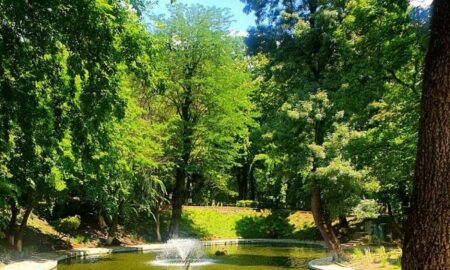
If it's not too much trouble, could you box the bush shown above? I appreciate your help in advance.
[72,235,89,245]
[56,215,81,235]
[236,200,258,208]
[352,199,381,221]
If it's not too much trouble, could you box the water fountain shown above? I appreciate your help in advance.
[152,239,214,269]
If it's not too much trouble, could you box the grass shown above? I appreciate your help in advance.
[2,206,402,270]
[180,206,258,239]
[27,214,59,238]
[178,206,318,240]
[347,246,401,270]
[17,207,319,244]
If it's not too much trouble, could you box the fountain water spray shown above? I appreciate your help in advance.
[152,238,213,269]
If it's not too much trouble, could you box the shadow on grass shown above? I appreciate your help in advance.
[24,226,69,251]
[235,211,295,239]
[235,211,320,240]
[179,211,211,239]
[0,226,69,264]
[127,209,212,241]
[292,225,320,240]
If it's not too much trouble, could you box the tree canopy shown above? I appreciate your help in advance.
[0,0,443,265]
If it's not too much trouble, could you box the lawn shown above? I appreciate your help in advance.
[178,206,318,240]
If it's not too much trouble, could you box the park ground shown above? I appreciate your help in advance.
[0,206,401,270]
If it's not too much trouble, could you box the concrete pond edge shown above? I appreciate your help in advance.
[1,238,352,270]
[308,257,354,270]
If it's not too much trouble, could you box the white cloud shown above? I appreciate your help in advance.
[410,0,433,8]
[229,30,249,38]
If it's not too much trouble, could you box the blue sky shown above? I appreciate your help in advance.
[149,0,431,34]
[150,0,256,33]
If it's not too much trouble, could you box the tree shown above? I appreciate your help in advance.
[242,0,353,259]
[243,0,426,259]
[151,4,255,237]
[0,0,161,250]
[334,0,427,235]
[402,0,450,269]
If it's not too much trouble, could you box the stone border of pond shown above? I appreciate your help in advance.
[308,257,354,270]
[1,238,349,270]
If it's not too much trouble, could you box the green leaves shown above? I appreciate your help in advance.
[49,167,66,192]
[149,4,256,200]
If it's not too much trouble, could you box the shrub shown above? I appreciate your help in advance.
[236,200,258,208]
[72,235,89,245]
[56,215,81,235]
[352,199,381,221]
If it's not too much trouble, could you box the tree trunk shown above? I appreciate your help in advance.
[169,83,193,238]
[338,216,349,229]
[248,162,256,201]
[402,1,450,269]
[15,200,33,252]
[311,187,346,261]
[7,200,18,246]
[153,199,162,242]
[237,163,248,200]
[185,175,192,204]
[169,168,186,238]
[106,214,119,246]
[98,212,108,230]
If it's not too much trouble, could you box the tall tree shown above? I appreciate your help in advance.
[152,4,255,237]
[243,0,422,259]
[242,0,350,258]
[402,0,450,269]
[335,0,427,234]
[0,0,160,249]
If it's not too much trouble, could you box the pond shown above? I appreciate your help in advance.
[58,244,326,270]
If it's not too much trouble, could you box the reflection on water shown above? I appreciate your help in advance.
[58,244,327,270]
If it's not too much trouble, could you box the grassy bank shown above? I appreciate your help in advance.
[177,206,319,240]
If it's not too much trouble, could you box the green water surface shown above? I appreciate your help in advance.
[58,244,326,270]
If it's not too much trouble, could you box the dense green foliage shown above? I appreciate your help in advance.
[0,0,431,256]
[239,0,427,257]
[0,0,256,247]
[241,0,426,225]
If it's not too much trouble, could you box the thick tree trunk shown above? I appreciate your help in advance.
[311,187,346,261]
[237,162,249,200]
[7,200,18,246]
[15,201,33,252]
[169,83,193,238]
[309,118,345,260]
[402,1,450,269]
[169,168,186,238]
